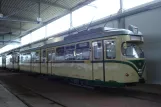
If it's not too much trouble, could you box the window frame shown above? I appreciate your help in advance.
[32,51,40,63]
[55,47,65,61]
[104,40,116,59]
[92,41,103,60]
[65,45,76,60]
[41,49,47,63]
[76,42,91,60]
[47,49,53,62]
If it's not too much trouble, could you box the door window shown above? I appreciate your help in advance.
[47,50,52,62]
[92,41,103,60]
[104,40,116,59]
[41,50,47,63]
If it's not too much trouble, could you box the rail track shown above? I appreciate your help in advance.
[0,70,161,107]
[0,82,67,107]
[94,87,161,103]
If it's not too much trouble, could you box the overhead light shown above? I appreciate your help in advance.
[37,17,42,24]
[0,13,3,18]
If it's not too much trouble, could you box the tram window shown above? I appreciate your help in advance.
[10,58,13,63]
[21,53,30,63]
[26,53,31,63]
[105,40,116,59]
[32,52,40,63]
[14,55,18,63]
[76,42,90,60]
[35,52,40,62]
[65,45,75,60]
[52,50,56,61]
[56,47,65,61]
[92,41,102,60]
[20,55,23,63]
[47,50,52,62]
[16,56,19,63]
[41,50,46,63]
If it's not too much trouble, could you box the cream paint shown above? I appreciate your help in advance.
[93,63,103,81]
[47,63,52,75]
[104,63,139,83]
[13,63,19,69]
[52,63,93,80]
[32,63,40,73]
[41,63,47,74]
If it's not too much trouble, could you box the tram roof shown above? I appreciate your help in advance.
[40,27,142,49]
[3,27,143,53]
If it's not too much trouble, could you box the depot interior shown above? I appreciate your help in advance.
[0,0,160,84]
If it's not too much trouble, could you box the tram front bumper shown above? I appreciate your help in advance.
[139,78,145,83]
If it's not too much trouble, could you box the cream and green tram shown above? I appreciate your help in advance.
[36,27,145,87]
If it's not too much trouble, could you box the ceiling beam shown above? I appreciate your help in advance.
[0,15,38,23]
[25,0,70,10]
[2,4,37,14]
[71,0,95,11]
[0,18,38,23]
[0,26,26,31]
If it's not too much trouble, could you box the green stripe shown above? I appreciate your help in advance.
[103,60,138,73]
[128,60,145,70]
[53,75,125,87]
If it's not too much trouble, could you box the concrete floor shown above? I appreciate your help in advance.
[0,70,161,107]
[0,84,27,107]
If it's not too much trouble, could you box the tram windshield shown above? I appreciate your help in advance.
[122,42,144,58]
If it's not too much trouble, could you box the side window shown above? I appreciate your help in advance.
[14,55,17,63]
[76,42,90,60]
[56,47,64,61]
[65,45,75,60]
[17,55,19,63]
[35,52,40,62]
[26,53,31,63]
[52,50,56,61]
[104,40,116,59]
[25,55,27,63]
[20,54,23,63]
[32,51,40,63]
[10,57,13,63]
[92,41,103,60]
[47,50,52,62]
[41,50,46,63]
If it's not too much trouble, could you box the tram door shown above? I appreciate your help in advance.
[103,39,116,82]
[92,40,104,81]
[41,49,47,74]
[47,49,53,75]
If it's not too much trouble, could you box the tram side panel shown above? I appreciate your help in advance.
[52,42,93,81]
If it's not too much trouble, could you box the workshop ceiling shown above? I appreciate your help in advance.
[0,0,94,45]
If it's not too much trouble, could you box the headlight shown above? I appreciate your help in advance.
[138,69,142,75]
